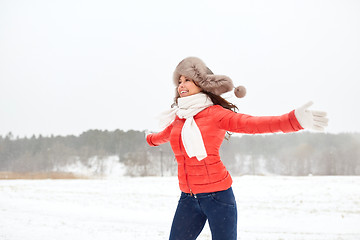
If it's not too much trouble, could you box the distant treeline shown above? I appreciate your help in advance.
[0,130,359,176]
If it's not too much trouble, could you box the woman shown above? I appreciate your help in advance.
[146,57,328,240]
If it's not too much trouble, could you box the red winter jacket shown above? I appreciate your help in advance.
[146,105,303,194]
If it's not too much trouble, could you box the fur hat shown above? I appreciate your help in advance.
[173,57,246,98]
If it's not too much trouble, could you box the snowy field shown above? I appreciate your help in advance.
[0,176,359,240]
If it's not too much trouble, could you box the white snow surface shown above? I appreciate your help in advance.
[53,155,127,178]
[0,176,359,240]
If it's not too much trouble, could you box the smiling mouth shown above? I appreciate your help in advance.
[180,90,189,95]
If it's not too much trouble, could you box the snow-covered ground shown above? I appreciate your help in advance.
[0,176,359,240]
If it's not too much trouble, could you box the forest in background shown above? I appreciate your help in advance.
[0,130,359,177]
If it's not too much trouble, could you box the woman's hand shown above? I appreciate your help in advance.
[295,101,329,131]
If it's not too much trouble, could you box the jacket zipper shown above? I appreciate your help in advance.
[183,156,193,195]
[180,133,192,195]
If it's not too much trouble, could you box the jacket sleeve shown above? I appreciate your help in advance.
[146,123,174,146]
[212,105,303,134]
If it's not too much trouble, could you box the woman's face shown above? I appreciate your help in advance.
[177,75,202,97]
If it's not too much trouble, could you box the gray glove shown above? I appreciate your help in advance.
[295,101,328,131]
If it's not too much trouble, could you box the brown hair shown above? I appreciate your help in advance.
[202,91,238,113]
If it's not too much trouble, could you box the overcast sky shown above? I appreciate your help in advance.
[0,0,359,137]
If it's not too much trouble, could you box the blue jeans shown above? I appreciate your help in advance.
[169,187,237,240]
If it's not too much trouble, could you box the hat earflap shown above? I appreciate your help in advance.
[200,75,234,96]
[201,75,246,98]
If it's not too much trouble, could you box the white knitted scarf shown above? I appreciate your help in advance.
[158,93,213,161]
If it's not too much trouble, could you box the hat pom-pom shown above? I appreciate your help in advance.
[234,86,246,98]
